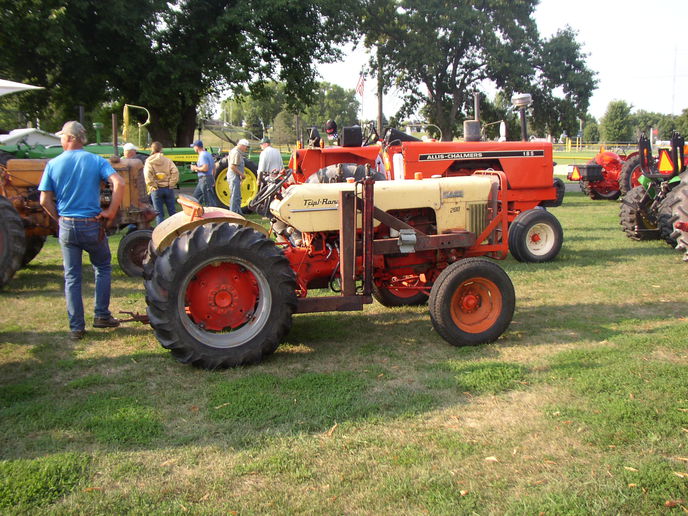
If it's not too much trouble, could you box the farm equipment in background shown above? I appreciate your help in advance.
[265,93,564,266]
[619,131,687,245]
[143,169,516,370]
[566,151,631,200]
[0,154,156,288]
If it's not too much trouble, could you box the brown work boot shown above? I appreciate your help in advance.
[69,329,86,341]
[93,316,120,328]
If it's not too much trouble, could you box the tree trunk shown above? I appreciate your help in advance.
[147,108,175,147]
[176,105,197,148]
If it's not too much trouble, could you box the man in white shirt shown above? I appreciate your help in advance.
[256,137,283,184]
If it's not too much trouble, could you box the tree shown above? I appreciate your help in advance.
[363,1,596,141]
[271,110,298,145]
[300,83,360,129]
[600,100,633,143]
[0,0,364,145]
[583,117,599,143]
[675,108,688,137]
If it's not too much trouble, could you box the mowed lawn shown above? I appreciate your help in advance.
[1,191,687,514]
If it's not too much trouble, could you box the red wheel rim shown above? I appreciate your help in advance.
[185,262,259,331]
[450,277,502,333]
[385,275,425,298]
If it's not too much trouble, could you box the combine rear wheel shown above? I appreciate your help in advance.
[619,155,643,196]
[117,229,152,277]
[619,185,659,240]
[508,209,563,262]
[429,258,514,346]
[144,223,297,369]
[0,195,26,288]
[214,159,258,212]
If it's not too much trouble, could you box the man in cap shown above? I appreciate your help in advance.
[190,140,218,207]
[39,121,125,340]
[227,138,249,213]
[256,137,283,185]
[122,142,138,160]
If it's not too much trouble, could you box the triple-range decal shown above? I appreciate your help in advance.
[419,150,545,161]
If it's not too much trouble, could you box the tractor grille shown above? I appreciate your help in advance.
[467,202,489,236]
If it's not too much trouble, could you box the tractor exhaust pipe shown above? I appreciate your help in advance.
[463,92,481,142]
[511,93,532,142]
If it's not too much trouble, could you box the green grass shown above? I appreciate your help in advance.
[2,191,688,513]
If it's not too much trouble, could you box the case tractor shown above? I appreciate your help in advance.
[618,132,687,245]
[143,169,516,370]
[0,154,156,288]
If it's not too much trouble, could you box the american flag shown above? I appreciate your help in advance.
[355,74,365,97]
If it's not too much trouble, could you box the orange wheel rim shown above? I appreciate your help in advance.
[450,277,502,333]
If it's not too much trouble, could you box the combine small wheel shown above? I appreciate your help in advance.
[214,158,259,211]
[21,235,47,266]
[619,155,643,196]
[144,223,297,369]
[0,195,26,288]
[619,185,659,240]
[117,229,153,277]
[372,277,429,307]
[508,209,563,262]
[429,258,515,346]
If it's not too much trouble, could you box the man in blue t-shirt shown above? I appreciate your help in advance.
[39,121,125,341]
[190,140,218,207]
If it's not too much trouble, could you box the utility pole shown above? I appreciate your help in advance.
[377,49,384,135]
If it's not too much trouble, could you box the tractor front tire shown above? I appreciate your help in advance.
[0,195,26,288]
[144,223,297,369]
[658,189,681,247]
[21,235,46,266]
[508,209,563,262]
[429,258,515,346]
[619,155,643,196]
[214,159,259,212]
[620,185,659,240]
[117,229,153,278]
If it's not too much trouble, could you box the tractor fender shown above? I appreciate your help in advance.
[151,206,268,255]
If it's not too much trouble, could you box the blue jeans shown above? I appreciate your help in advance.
[229,172,242,213]
[192,174,218,207]
[151,187,176,224]
[58,218,113,331]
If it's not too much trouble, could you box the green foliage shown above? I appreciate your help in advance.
[426,360,527,394]
[0,453,90,509]
[271,110,298,145]
[600,100,633,143]
[364,1,595,140]
[0,0,363,144]
[583,118,600,143]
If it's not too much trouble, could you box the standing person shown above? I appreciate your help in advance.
[122,142,138,160]
[190,140,218,207]
[256,137,283,185]
[144,141,179,224]
[228,139,249,213]
[39,121,125,341]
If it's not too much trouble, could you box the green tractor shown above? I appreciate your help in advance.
[619,131,687,245]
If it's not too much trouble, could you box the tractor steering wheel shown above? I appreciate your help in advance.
[362,121,379,147]
[248,168,293,215]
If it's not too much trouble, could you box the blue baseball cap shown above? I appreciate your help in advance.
[191,140,203,148]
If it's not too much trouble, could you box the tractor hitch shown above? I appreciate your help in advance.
[117,311,150,325]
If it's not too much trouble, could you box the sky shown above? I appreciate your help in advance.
[317,0,688,122]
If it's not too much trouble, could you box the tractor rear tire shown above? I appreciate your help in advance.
[428,258,515,346]
[21,235,46,266]
[619,185,659,240]
[214,158,258,212]
[144,223,297,369]
[619,155,643,196]
[508,209,563,262]
[582,181,621,200]
[658,189,680,247]
[372,279,429,307]
[0,195,26,289]
[117,229,152,278]
[669,177,688,260]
